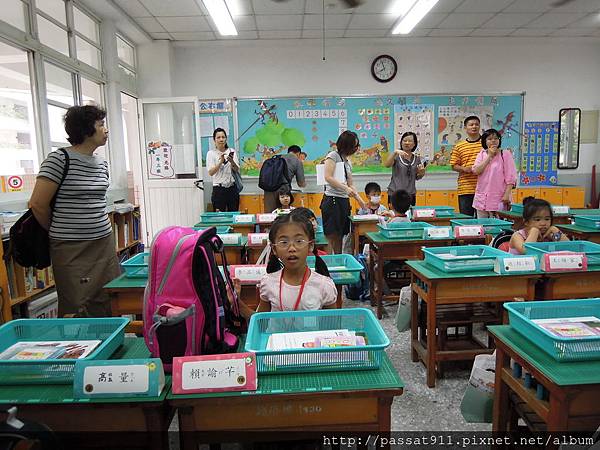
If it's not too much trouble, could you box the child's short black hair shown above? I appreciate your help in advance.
[276,186,294,208]
[481,128,502,149]
[290,207,316,221]
[64,105,106,145]
[364,182,381,195]
[522,196,553,223]
[390,190,412,215]
[463,116,480,127]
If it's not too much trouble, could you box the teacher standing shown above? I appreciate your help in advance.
[206,128,240,212]
[320,130,364,254]
[384,131,426,205]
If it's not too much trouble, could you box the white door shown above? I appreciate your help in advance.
[138,97,204,241]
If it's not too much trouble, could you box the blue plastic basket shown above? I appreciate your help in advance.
[307,254,363,284]
[511,204,524,214]
[505,298,600,362]
[524,240,600,267]
[573,215,600,230]
[245,308,390,374]
[0,318,129,384]
[193,225,232,234]
[411,205,455,217]
[377,221,432,239]
[198,211,240,223]
[423,245,509,272]
[121,252,149,278]
[450,218,514,235]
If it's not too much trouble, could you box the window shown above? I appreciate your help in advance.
[121,92,139,172]
[116,36,135,67]
[0,41,38,177]
[73,6,99,43]
[81,77,102,106]
[36,0,67,25]
[37,14,69,56]
[73,6,101,70]
[44,62,74,105]
[4,0,28,32]
[75,36,101,69]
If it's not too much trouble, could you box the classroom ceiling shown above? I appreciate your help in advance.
[117,0,600,41]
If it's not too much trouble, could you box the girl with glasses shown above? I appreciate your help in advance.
[384,131,426,207]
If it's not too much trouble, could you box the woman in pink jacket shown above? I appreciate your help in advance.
[472,129,517,219]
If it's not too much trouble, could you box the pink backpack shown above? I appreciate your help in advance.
[143,226,243,371]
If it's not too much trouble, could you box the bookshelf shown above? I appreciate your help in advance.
[1,205,143,322]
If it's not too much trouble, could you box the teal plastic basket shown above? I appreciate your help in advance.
[573,215,600,230]
[193,225,232,234]
[0,318,129,384]
[450,218,514,235]
[505,298,600,362]
[244,308,390,374]
[423,245,509,272]
[121,252,149,278]
[411,206,455,217]
[511,204,524,214]
[307,254,363,285]
[524,240,600,267]
[377,221,432,239]
[198,211,240,223]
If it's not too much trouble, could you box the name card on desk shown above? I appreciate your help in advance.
[454,225,485,239]
[494,256,538,274]
[425,226,452,239]
[413,209,436,219]
[257,213,277,223]
[172,352,257,394]
[248,233,269,246]
[234,214,255,223]
[230,265,267,283]
[218,233,242,245]
[541,252,587,272]
[552,205,570,215]
[73,359,165,398]
[352,214,379,221]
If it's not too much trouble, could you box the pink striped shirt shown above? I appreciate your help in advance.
[472,149,517,212]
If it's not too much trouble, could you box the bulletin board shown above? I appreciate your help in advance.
[197,99,235,165]
[235,93,524,176]
[520,121,559,186]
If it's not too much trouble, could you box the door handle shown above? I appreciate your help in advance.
[194,179,204,190]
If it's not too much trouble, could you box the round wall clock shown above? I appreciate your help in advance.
[371,55,397,83]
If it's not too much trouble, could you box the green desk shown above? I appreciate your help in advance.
[104,273,146,334]
[350,216,380,254]
[415,212,471,226]
[490,325,600,434]
[0,338,172,449]
[406,261,540,387]
[168,353,404,449]
[536,266,600,301]
[366,232,486,319]
[496,210,571,230]
[556,223,600,244]
[571,208,600,216]
[194,220,256,235]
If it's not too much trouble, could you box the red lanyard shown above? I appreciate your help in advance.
[279,266,310,311]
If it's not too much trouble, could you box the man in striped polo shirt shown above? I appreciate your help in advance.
[450,116,482,217]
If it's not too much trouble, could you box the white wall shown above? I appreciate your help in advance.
[138,37,600,199]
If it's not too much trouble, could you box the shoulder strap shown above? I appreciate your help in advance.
[50,149,70,209]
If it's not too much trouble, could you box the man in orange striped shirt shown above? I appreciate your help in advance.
[450,116,482,216]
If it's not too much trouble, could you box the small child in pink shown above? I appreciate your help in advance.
[472,128,517,219]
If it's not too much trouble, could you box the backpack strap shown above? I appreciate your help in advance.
[49,148,70,209]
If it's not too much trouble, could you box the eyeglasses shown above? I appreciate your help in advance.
[273,239,312,249]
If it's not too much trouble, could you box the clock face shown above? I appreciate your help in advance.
[371,55,397,82]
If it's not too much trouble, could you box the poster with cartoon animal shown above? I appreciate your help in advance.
[394,104,434,163]
[147,141,175,179]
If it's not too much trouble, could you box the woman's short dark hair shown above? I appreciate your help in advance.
[481,128,502,149]
[400,132,418,152]
[336,130,359,157]
[64,105,106,145]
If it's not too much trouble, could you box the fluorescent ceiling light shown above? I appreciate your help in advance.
[201,0,238,36]
[389,0,418,17]
[392,0,439,35]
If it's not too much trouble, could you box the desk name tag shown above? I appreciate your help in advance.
[352,214,379,221]
[234,214,255,223]
[425,226,452,239]
[494,256,538,274]
[248,233,269,246]
[172,352,257,394]
[454,225,484,238]
[218,233,242,245]
[257,213,277,223]
[413,209,436,218]
[73,359,164,398]
[552,205,570,215]
[230,265,267,283]
[542,252,587,272]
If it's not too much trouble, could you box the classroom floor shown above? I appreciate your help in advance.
[172,296,491,450]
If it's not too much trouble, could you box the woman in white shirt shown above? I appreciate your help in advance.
[206,128,240,211]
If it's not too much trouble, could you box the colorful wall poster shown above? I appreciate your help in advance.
[147,141,175,179]
[521,121,559,186]
[394,104,434,162]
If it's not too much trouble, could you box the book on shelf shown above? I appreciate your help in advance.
[0,340,102,361]
[533,316,600,338]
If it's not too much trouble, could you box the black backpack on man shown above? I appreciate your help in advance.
[258,155,291,192]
